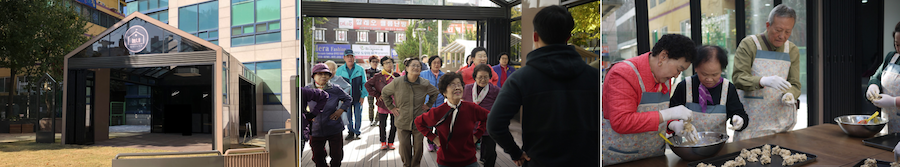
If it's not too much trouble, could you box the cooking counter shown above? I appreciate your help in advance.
[607,124,896,166]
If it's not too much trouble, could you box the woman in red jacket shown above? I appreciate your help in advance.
[602,34,697,165]
[366,56,402,150]
[415,72,488,167]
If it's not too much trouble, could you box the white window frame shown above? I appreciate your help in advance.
[314,28,326,43]
[396,32,405,43]
[335,29,348,44]
[376,31,389,44]
[358,30,369,43]
[680,20,690,36]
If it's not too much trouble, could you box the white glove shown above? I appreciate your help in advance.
[867,84,881,100]
[873,94,897,108]
[660,105,692,121]
[730,115,744,130]
[668,120,685,135]
[782,93,796,105]
[760,76,791,91]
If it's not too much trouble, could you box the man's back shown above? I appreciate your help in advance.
[489,44,599,166]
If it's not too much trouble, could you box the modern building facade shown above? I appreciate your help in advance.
[123,0,299,133]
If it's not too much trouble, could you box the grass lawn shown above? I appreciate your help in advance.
[0,140,176,167]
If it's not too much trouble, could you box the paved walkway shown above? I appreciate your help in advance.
[301,118,525,167]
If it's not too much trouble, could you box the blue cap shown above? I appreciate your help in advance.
[344,49,354,56]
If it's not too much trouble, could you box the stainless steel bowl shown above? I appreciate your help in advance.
[835,115,888,137]
[667,131,729,161]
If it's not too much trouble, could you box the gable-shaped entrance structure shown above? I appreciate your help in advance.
[62,12,262,153]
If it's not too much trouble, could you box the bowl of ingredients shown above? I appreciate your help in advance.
[667,131,729,161]
[835,115,888,138]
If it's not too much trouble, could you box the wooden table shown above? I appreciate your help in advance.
[608,124,897,166]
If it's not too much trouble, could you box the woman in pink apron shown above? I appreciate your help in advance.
[670,46,749,135]
[602,34,696,165]
[868,22,900,131]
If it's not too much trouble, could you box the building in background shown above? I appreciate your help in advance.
[118,0,298,133]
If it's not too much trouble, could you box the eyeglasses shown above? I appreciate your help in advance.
[475,75,490,80]
[449,82,462,88]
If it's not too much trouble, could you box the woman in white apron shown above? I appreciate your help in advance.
[601,34,696,165]
[734,35,797,141]
[867,21,900,131]
[670,45,749,135]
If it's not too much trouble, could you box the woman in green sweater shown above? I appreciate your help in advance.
[867,21,900,132]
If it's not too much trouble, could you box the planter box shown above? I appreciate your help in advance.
[21,124,33,133]
[9,124,21,133]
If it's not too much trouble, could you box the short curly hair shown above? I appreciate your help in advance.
[472,64,493,79]
[651,34,696,62]
[368,56,379,64]
[438,72,464,95]
[404,58,421,73]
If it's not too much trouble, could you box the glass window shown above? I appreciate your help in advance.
[256,0,280,22]
[179,5,199,32]
[159,10,168,22]
[314,29,325,41]
[255,61,282,103]
[336,30,348,42]
[358,31,368,42]
[127,1,138,14]
[209,31,218,39]
[603,0,638,77]
[647,0,690,50]
[198,1,218,31]
[700,0,737,79]
[783,0,808,130]
[231,0,281,46]
[139,0,148,12]
[160,0,168,7]
[256,32,281,44]
[377,32,386,42]
[268,22,280,30]
[232,2,254,26]
[149,0,158,10]
[396,32,405,43]
[747,0,775,36]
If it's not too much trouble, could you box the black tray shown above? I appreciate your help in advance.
[687,144,817,167]
[850,158,895,167]
[864,133,900,151]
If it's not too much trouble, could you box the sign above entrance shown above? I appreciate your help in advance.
[338,18,409,31]
[125,25,149,53]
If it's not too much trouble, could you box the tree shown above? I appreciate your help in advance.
[301,17,329,61]
[568,1,601,47]
[395,20,439,72]
[0,0,90,119]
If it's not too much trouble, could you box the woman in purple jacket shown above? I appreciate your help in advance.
[301,87,329,152]
[462,64,501,167]
[305,63,352,167]
[491,52,516,88]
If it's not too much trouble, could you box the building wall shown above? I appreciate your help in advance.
[165,0,298,132]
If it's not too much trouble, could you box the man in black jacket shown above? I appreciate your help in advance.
[487,5,599,167]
